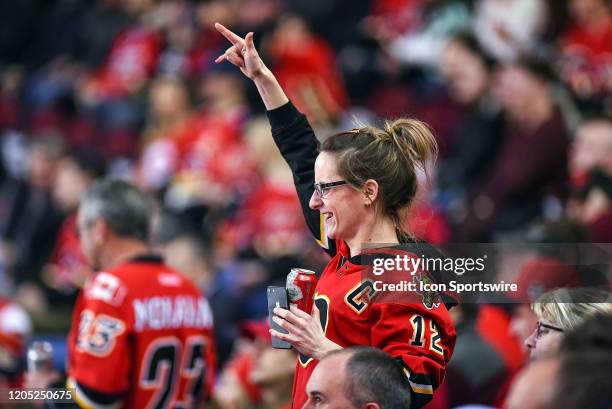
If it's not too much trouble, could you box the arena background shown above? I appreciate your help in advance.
[0,0,610,408]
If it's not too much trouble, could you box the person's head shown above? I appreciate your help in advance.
[551,312,612,409]
[149,76,191,121]
[273,13,311,45]
[77,179,153,270]
[244,117,293,184]
[303,347,412,409]
[53,150,107,212]
[249,345,295,391]
[310,119,437,245]
[560,311,612,353]
[509,254,583,346]
[569,0,611,25]
[159,233,212,288]
[505,356,559,409]
[27,131,65,190]
[441,33,496,105]
[199,69,244,115]
[493,59,555,121]
[525,218,590,263]
[510,304,540,346]
[553,348,612,409]
[121,0,154,16]
[525,287,612,360]
[570,117,612,177]
[509,311,612,409]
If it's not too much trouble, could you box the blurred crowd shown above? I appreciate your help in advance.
[0,0,611,408]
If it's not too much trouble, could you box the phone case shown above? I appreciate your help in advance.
[267,286,292,349]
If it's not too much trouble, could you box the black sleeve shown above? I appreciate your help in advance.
[266,102,336,257]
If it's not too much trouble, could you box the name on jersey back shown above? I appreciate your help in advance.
[133,295,212,331]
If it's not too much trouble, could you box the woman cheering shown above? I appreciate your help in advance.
[215,23,456,409]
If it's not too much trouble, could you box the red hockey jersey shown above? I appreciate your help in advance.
[291,240,456,409]
[67,255,215,409]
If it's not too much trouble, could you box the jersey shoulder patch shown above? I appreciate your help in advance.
[86,272,127,306]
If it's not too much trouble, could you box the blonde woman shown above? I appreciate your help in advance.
[525,287,612,360]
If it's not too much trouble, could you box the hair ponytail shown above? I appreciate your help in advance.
[383,118,438,180]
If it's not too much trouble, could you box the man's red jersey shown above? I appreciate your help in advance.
[67,255,215,409]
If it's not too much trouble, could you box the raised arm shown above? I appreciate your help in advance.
[215,23,336,256]
[214,23,288,110]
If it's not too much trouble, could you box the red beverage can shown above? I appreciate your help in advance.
[286,268,318,313]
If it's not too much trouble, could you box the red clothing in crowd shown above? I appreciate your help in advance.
[408,204,452,245]
[139,113,259,203]
[173,114,259,201]
[48,214,89,292]
[368,0,422,37]
[560,16,612,96]
[224,181,308,254]
[269,33,348,123]
[89,26,162,99]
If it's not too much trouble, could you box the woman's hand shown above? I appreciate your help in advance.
[214,23,267,80]
[214,22,288,110]
[270,304,341,360]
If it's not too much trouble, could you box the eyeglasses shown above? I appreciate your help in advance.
[535,321,564,338]
[313,180,348,198]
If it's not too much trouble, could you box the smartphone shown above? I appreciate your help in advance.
[267,286,292,349]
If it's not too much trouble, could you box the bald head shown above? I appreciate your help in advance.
[303,352,354,409]
[302,347,412,409]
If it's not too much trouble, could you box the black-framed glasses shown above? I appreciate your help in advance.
[313,180,348,198]
[535,321,564,338]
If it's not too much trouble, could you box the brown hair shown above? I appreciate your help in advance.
[320,118,438,241]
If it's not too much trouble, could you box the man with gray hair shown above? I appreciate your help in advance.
[302,346,412,409]
[76,179,153,270]
[30,179,216,408]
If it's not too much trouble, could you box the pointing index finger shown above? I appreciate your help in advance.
[215,22,244,47]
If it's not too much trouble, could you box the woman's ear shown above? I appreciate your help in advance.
[363,179,379,206]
